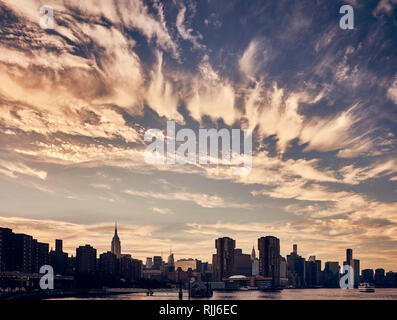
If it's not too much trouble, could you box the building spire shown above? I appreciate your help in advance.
[111,221,121,257]
[251,244,256,260]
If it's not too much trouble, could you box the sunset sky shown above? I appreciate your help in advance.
[0,0,396,270]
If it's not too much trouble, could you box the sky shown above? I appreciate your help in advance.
[0,0,396,271]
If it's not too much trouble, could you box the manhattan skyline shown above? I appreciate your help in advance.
[0,221,394,274]
[0,0,396,272]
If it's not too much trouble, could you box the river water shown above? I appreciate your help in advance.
[53,288,397,300]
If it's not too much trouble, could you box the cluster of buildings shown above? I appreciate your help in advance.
[1,225,397,290]
[0,224,142,285]
[210,237,397,289]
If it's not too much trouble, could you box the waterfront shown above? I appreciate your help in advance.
[50,288,397,300]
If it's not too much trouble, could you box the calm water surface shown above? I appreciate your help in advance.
[53,288,397,300]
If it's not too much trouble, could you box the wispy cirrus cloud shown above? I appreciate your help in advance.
[0,159,47,180]
[387,77,397,105]
[176,3,204,50]
[152,207,173,215]
[124,188,253,209]
[0,0,396,270]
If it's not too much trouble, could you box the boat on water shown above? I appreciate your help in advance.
[239,286,259,291]
[358,283,375,292]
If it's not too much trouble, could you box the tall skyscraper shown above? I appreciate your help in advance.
[252,258,259,276]
[251,245,259,276]
[287,244,306,288]
[67,255,76,274]
[13,233,34,273]
[153,256,163,269]
[33,240,49,273]
[375,268,386,287]
[118,254,143,281]
[49,239,68,275]
[280,256,287,281]
[324,262,340,287]
[99,251,117,275]
[353,259,360,287]
[386,271,397,287]
[251,246,256,260]
[343,248,360,288]
[76,244,97,274]
[361,269,374,283]
[111,222,121,258]
[167,251,175,266]
[0,227,14,272]
[346,249,353,264]
[166,251,175,272]
[55,239,63,252]
[233,248,251,276]
[305,256,321,287]
[146,257,153,269]
[214,237,235,281]
[258,236,280,287]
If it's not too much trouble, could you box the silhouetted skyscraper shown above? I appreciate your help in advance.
[55,239,63,252]
[343,248,360,288]
[362,269,374,283]
[99,251,117,275]
[346,249,353,264]
[324,262,340,287]
[287,244,306,288]
[49,239,68,275]
[76,244,97,274]
[233,248,251,276]
[111,222,121,258]
[305,256,321,287]
[146,257,153,268]
[168,252,174,266]
[386,271,397,287]
[251,246,256,260]
[258,236,280,287]
[251,245,259,276]
[213,237,235,281]
[280,256,287,282]
[118,254,142,281]
[375,268,386,287]
[166,251,175,272]
[33,240,49,273]
[0,228,14,272]
[13,233,34,273]
[353,259,360,287]
[153,256,163,269]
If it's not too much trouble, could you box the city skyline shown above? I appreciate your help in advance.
[1,222,395,274]
[0,0,396,273]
